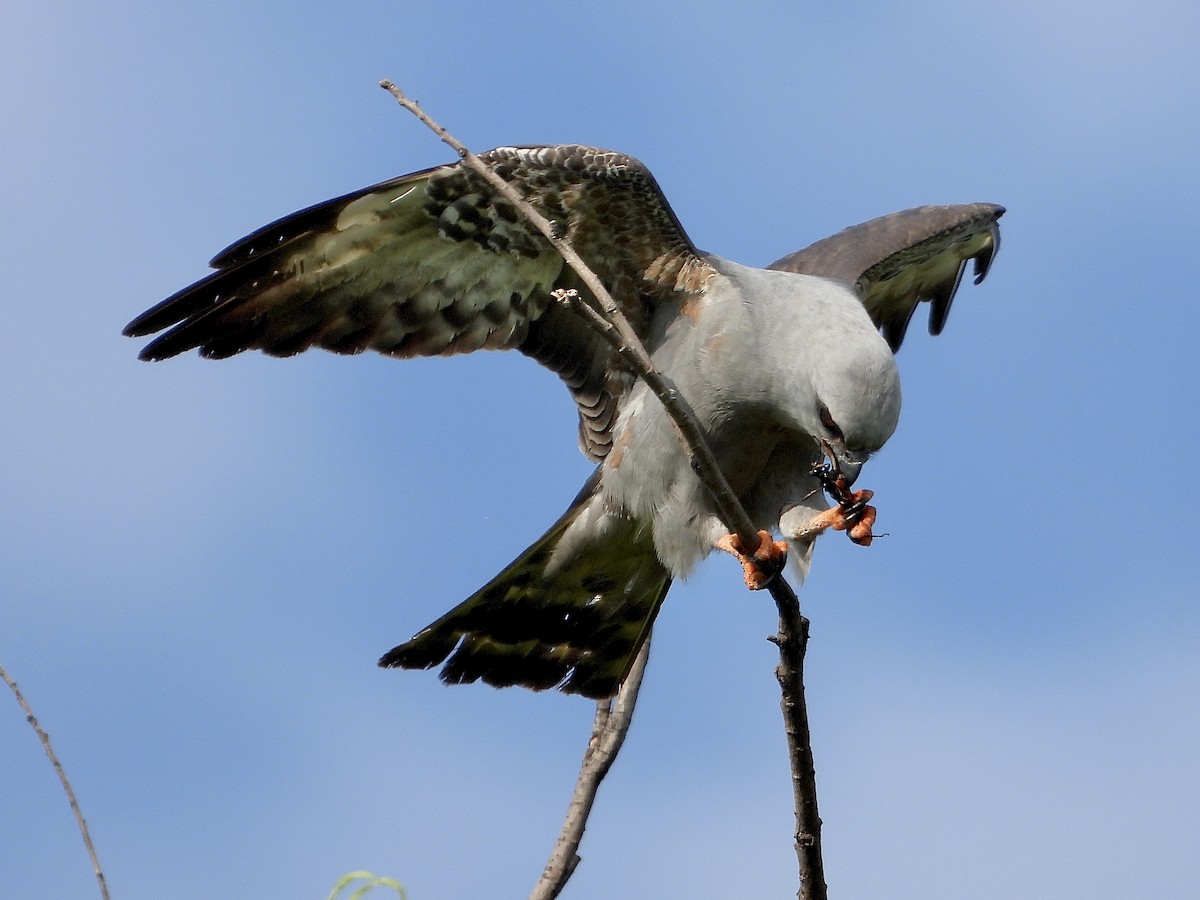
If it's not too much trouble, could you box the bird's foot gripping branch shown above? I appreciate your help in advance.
[719,452,879,592]
[716,530,789,590]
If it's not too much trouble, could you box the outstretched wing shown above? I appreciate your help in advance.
[124,145,714,459]
[767,203,1004,351]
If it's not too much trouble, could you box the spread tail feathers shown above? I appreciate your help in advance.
[379,473,672,699]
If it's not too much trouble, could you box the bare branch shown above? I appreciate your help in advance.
[766,582,827,899]
[2,660,111,900]
[379,80,826,900]
[528,639,651,900]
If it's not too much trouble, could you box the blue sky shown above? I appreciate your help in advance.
[3,1,1198,898]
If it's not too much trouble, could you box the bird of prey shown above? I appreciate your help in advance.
[125,145,1003,699]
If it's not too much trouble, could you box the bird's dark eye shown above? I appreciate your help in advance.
[819,405,844,440]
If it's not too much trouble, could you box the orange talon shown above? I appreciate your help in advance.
[716,530,788,590]
[809,446,881,547]
[796,490,879,545]
[848,503,877,545]
[797,506,846,537]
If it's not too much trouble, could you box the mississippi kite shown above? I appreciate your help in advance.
[125,145,1003,698]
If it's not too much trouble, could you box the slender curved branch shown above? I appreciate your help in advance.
[379,81,826,900]
[2,660,111,900]
[528,638,651,900]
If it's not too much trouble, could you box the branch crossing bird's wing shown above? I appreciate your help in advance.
[123,145,715,460]
[127,143,1005,698]
[767,203,1004,351]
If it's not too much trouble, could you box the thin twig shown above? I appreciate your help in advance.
[1,660,111,900]
[766,585,827,900]
[528,638,651,900]
[379,80,826,899]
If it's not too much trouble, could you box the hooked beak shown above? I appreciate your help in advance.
[833,448,870,487]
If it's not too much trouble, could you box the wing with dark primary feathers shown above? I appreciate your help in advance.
[768,203,1004,351]
[123,145,714,460]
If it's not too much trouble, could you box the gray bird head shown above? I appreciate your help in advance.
[757,270,903,485]
[806,335,901,484]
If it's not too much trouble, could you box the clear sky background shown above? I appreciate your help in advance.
[3,2,1198,898]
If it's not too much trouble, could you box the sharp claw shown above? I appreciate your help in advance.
[716,530,788,590]
[808,445,880,546]
[797,493,878,545]
[848,504,877,546]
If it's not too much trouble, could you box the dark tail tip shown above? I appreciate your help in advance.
[379,629,457,670]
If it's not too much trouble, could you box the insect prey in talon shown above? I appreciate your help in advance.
[809,441,879,546]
